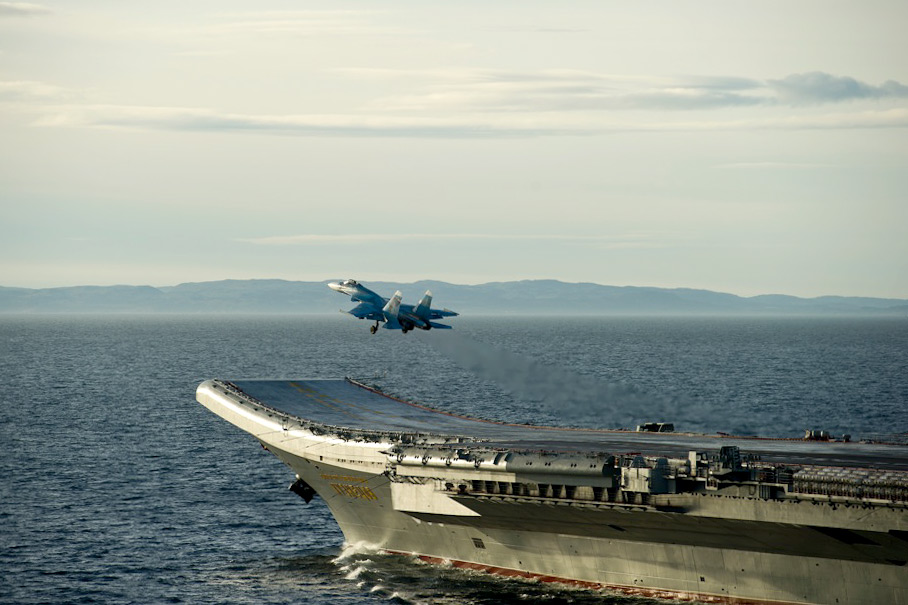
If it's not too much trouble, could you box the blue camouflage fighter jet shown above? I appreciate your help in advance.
[328,279,458,334]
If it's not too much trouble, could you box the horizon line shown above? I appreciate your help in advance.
[1,278,907,302]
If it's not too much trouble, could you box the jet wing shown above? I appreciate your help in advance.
[399,304,458,320]
[345,302,383,321]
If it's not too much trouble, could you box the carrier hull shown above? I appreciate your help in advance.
[196,379,908,604]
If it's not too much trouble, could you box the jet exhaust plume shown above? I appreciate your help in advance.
[428,331,685,429]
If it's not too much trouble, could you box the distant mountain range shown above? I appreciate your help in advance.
[1,279,907,315]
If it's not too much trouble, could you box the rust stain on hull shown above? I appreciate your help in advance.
[383,549,806,605]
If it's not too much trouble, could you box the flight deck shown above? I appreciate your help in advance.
[226,378,908,472]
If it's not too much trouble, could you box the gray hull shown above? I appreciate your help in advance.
[197,379,908,604]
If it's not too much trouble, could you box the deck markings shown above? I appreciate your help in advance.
[293,380,452,430]
[288,381,362,420]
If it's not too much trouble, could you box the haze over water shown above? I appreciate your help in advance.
[2,315,906,604]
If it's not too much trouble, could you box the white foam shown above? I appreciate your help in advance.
[344,565,369,580]
[332,540,382,564]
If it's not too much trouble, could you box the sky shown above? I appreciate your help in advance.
[1,1,906,298]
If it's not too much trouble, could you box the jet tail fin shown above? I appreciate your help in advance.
[383,291,402,317]
[414,290,433,319]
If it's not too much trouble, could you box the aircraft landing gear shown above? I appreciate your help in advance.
[370,323,379,335]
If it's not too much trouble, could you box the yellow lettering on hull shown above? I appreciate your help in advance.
[320,474,368,483]
[330,483,379,500]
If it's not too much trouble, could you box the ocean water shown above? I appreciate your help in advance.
[1,315,906,604]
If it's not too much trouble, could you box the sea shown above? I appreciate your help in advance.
[2,315,906,604]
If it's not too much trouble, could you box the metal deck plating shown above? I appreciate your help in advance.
[226,378,908,470]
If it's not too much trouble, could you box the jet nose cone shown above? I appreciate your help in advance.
[328,281,343,292]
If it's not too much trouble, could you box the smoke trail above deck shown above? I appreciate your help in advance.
[427,330,691,429]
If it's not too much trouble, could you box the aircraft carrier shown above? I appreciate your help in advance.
[196,378,908,604]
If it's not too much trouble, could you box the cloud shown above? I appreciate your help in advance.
[0,80,69,100]
[616,90,765,110]
[768,72,908,105]
[368,70,772,113]
[176,10,404,38]
[714,162,836,170]
[0,2,50,16]
[679,75,765,91]
[242,234,462,245]
[29,102,908,138]
[24,68,908,139]
[32,104,583,138]
[238,233,660,249]
[365,69,908,113]
[172,49,233,58]
[752,107,908,130]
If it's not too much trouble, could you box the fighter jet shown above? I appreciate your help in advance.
[328,279,458,334]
